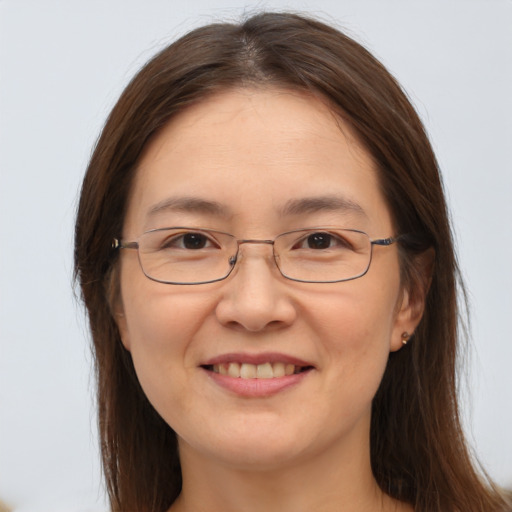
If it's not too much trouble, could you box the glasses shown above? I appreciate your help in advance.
[112,227,401,285]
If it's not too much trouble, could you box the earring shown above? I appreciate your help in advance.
[401,332,410,345]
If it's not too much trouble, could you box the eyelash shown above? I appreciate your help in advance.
[161,232,219,250]
[293,232,353,250]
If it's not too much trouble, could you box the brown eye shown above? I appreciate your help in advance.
[159,231,216,251]
[292,231,353,252]
[306,233,332,249]
[182,233,208,249]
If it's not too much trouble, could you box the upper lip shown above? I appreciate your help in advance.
[201,352,314,368]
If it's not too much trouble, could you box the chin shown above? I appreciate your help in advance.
[206,440,309,472]
[178,416,331,472]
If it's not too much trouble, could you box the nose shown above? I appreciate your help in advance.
[215,243,297,332]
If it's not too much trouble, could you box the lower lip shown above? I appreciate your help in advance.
[204,368,312,397]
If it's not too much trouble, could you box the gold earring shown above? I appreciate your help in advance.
[401,332,410,345]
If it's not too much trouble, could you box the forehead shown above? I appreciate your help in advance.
[125,88,392,235]
[140,88,364,163]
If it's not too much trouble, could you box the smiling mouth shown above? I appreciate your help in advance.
[202,362,313,379]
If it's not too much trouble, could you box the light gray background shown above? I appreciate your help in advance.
[1,1,511,510]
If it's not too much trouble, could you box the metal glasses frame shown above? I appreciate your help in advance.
[112,226,401,285]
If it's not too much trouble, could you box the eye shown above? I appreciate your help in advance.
[294,231,352,250]
[181,232,209,249]
[305,232,333,249]
[161,231,218,250]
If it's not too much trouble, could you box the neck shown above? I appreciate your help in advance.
[170,432,410,512]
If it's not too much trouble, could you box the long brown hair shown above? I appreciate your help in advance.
[74,12,511,512]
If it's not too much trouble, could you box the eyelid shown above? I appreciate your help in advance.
[159,229,218,249]
[291,229,351,250]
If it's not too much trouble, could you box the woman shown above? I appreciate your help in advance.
[74,12,511,512]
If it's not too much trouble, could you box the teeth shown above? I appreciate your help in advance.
[227,362,240,378]
[285,364,295,376]
[272,362,285,378]
[211,362,306,379]
[240,363,257,379]
[256,362,273,379]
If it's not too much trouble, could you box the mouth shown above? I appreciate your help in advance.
[202,362,313,379]
[200,354,314,397]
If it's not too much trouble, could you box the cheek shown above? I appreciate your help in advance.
[306,272,400,386]
[119,277,216,408]
[122,289,209,362]
[309,283,398,349]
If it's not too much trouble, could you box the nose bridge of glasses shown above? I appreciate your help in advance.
[237,238,275,247]
[230,238,277,266]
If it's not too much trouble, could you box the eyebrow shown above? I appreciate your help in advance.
[146,194,367,221]
[280,195,367,218]
[147,196,230,219]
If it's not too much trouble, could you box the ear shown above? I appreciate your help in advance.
[114,305,132,352]
[390,248,434,352]
[107,264,132,352]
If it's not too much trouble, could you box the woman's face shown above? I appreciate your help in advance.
[117,89,417,469]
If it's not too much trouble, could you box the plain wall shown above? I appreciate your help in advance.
[0,0,511,510]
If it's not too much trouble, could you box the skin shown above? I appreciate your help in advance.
[116,89,421,512]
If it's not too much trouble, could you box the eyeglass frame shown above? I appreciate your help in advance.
[112,226,403,285]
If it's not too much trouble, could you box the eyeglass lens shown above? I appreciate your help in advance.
[135,227,373,284]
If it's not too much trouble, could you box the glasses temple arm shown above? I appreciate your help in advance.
[371,237,398,246]
[112,239,138,250]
